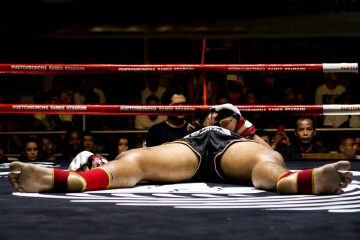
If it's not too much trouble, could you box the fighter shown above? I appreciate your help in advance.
[8,104,352,195]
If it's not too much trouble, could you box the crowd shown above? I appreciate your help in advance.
[0,71,359,163]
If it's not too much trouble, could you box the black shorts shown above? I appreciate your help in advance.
[174,126,249,182]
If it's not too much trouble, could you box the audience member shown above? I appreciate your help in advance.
[355,136,360,159]
[256,128,290,152]
[61,128,84,161]
[0,143,11,163]
[74,77,106,104]
[271,125,291,152]
[83,130,95,152]
[33,89,73,131]
[337,134,357,160]
[315,73,347,127]
[257,73,282,104]
[145,86,189,147]
[224,74,246,104]
[83,130,103,153]
[40,135,59,161]
[256,129,271,145]
[243,90,263,128]
[140,74,166,104]
[323,91,360,128]
[107,135,131,160]
[280,117,330,161]
[74,76,106,129]
[315,73,346,105]
[51,76,75,104]
[19,136,41,162]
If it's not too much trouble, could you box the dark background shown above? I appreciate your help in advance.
[1,0,360,63]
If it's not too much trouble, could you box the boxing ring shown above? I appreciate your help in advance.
[1,63,360,240]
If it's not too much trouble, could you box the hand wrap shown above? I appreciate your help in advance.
[210,103,241,122]
[68,151,108,171]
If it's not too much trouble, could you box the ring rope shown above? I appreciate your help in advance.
[201,37,207,104]
[2,104,360,115]
[0,63,358,74]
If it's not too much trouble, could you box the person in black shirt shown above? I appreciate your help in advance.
[145,86,189,147]
[280,117,329,161]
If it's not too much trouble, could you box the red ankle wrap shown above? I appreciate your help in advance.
[277,169,314,194]
[277,171,295,181]
[53,169,70,192]
[297,169,314,194]
[74,168,112,191]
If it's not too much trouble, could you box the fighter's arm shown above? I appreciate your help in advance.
[216,115,273,149]
[210,103,273,150]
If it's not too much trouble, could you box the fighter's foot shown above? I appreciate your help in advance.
[313,160,352,195]
[8,161,53,193]
[8,161,87,193]
[277,161,352,195]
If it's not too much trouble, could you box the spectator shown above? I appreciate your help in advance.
[145,86,189,147]
[280,117,330,161]
[83,130,103,153]
[281,87,303,105]
[140,74,166,104]
[74,76,106,129]
[315,73,346,105]
[315,73,346,127]
[256,128,290,152]
[0,143,11,163]
[74,77,106,105]
[323,91,360,128]
[108,135,131,160]
[223,74,246,104]
[62,128,84,161]
[271,125,291,152]
[33,89,73,131]
[51,76,75,104]
[257,73,282,104]
[355,136,360,159]
[256,129,271,144]
[337,134,357,160]
[40,135,59,161]
[19,136,41,162]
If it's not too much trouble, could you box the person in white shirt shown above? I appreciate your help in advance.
[323,91,360,128]
[315,73,347,127]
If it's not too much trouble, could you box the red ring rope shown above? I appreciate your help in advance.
[0,63,357,74]
[1,104,359,115]
[201,37,207,105]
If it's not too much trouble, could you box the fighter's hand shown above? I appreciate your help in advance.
[187,120,201,133]
[89,154,109,169]
[68,151,108,171]
[210,103,241,123]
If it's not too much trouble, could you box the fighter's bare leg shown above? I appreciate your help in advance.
[220,141,352,194]
[8,143,199,193]
[102,143,199,188]
[220,141,286,189]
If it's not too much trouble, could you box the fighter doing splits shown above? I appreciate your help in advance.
[8,104,352,195]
